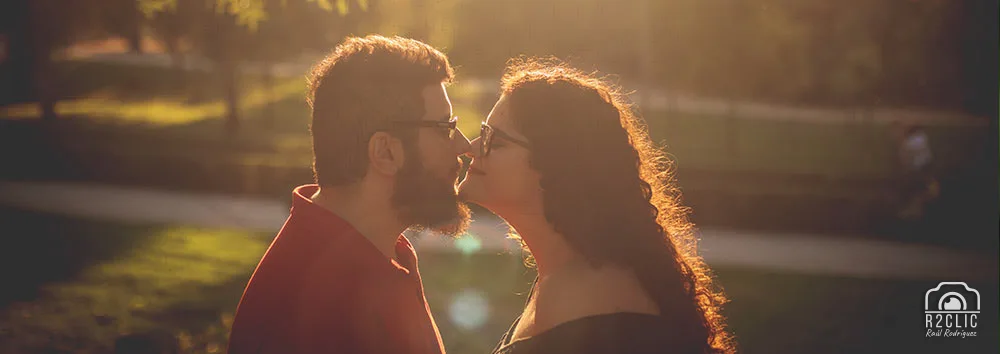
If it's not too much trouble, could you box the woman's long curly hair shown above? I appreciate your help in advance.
[501,58,735,354]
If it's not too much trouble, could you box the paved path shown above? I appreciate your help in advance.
[0,181,995,281]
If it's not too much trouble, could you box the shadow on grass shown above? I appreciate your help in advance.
[716,268,999,354]
[0,208,156,309]
[123,272,253,353]
[0,206,993,354]
[51,61,225,104]
[0,214,271,353]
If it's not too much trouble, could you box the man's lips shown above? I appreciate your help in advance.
[468,166,486,175]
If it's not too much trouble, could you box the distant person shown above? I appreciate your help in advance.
[459,59,735,354]
[227,35,473,354]
[890,121,939,220]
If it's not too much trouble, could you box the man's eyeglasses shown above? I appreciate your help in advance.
[480,122,530,157]
[390,116,459,139]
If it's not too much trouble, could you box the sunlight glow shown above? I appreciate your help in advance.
[0,78,303,125]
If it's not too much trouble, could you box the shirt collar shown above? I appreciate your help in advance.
[289,184,418,275]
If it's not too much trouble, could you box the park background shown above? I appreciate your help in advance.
[0,0,998,353]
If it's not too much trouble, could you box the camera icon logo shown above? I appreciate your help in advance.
[924,282,980,338]
[925,282,980,313]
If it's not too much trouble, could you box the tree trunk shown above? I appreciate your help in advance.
[725,99,738,155]
[262,61,275,128]
[223,59,240,136]
[410,0,429,42]
[166,34,187,91]
[27,0,56,121]
[635,0,654,108]
[36,66,56,121]
[125,1,142,53]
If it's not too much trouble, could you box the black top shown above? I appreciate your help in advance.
[493,279,703,354]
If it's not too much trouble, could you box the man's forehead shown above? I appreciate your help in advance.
[486,96,509,124]
[421,83,452,121]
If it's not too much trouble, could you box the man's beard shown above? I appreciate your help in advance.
[392,155,472,237]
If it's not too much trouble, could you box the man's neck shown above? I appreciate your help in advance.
[311,185,406,260]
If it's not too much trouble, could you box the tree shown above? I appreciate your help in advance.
[145,0,202,78]
[26,0,98,120]
[101,0,145,53]
[140,0,367,134]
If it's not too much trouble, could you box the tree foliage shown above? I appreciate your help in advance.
[135,0,368,133]
[450,0,993,112]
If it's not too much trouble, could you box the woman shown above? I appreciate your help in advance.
[458,59,735,354]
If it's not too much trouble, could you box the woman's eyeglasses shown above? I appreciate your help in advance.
[480,122,530,157]
[390,116,459,139]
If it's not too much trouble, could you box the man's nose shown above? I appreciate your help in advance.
[454,128,473,156]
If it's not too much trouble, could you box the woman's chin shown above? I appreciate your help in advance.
[457,191,493,211]
[456,181,477,201]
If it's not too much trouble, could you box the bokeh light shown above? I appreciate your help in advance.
[453,233,483,255]
[447,288,491,331]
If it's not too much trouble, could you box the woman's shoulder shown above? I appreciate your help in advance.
[495,312,698,354]
[534,266,660,328]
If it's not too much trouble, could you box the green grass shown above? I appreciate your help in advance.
[1,209,995,354]
[0,208,270,353]
[0,60,486,170]
[643,111,988,179]
[714,269,998,354]
[1,61,307,127]
[0,60,990,198]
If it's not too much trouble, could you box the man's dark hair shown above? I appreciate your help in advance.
[307,35,454,186]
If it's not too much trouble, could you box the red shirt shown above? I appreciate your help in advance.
[227,185,445,354]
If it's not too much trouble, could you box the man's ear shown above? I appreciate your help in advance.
[368,131,405,175]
